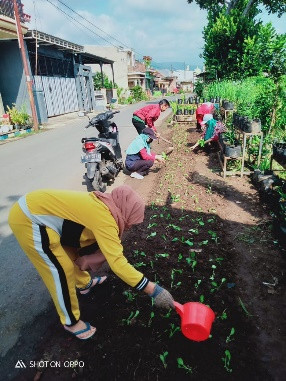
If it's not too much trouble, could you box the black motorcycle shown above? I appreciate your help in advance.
[81,110,123,192]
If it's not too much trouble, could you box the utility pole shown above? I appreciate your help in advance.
[13,0,38,130]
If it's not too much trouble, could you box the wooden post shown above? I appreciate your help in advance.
[13,0,38,130]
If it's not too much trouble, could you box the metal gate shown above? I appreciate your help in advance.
[74,64,96,112]
[33,76,79,117]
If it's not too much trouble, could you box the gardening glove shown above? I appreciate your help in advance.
[149,284,174,309]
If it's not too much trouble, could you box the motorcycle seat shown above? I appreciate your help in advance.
[81,137,99,143]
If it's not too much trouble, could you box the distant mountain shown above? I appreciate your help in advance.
[152,62,202,71]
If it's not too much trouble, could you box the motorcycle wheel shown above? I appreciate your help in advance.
[92,170,106,192]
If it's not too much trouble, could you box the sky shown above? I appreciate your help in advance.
[22,0,286,70]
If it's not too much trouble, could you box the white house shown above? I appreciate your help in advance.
[84,45,135,90]
[173,65,202,91]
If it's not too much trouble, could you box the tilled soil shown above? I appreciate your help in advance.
[12,119,286,381]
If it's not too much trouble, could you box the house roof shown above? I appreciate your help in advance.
[25,30,114,65]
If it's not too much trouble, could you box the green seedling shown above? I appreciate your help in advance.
[198,138,205,147]
[134,262,147,268]
[122,310,139,325]
[177,358,193,374]
[167,224,182,231]
[161,152,168,160]
[211,278,226,293]
[186,251,197,272]
[150,214,158,220]
[162,309,172,319]
[184,239,194,247]
[159,351,168,369]
[194,279,202,289]
[123,290,137,302]
[208,230,218,244]
[222,350,232,373]
[171,194,181,202]
[191,194,198,204]
[150,202,158,210]
[150,260,154,269]
[155,253,169,259]
[170,269,183,288]
[161,234,167,241]
[196,217,205,226]
[226,327,235,343]
[206,185,213,194]
[199,239,209,246]
[218,309,228,320]
[209,265,217,281]
[165,323,180,338]
[148,311,155,327]
[209,257,224,264]
[238,297,253,316]
[199,294,205,303]
[147,222,157,229]
[146,231,157,239]
[207,217,216,223]
[133,250,146,258]
[189,228,199,234]
[178,253,183,262]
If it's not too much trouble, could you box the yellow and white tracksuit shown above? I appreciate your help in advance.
[8,189,147,325]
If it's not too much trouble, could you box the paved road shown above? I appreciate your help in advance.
[0,98,174,378]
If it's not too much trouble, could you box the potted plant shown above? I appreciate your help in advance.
[224,129,241,157]
[7,104,31,130]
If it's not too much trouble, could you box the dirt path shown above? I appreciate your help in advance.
[12,118,286,381]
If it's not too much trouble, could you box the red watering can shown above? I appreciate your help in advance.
[173,301,215,342]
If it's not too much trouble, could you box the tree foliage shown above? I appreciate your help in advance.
[200,1,286,81]
[187,0,286,17]
[93,72,113,90]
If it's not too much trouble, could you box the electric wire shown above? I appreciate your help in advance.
[44,0,118,47]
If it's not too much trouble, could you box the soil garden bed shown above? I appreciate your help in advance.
[13,119,286,381]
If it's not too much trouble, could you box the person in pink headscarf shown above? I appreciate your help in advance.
[195,102,215,132]
[9,185,174,341]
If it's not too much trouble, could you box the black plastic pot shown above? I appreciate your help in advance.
[243,117,252,133]
[223,101,234,110]
[225,144,242,158]
[273,220,286,248]
[203,98,208,103]
[195,97,200,104]
[215,96,220,103]
[177,99,183,104]
[273,143,286,167]
[233,113,239,128]
[189,109,194,115]
[184,109,189,115]
[176,109,182,115]
[210,98,215,103]
[188,97,194,104]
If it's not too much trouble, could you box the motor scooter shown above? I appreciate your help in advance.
[81,110,123,192]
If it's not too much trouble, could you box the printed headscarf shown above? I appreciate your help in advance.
[93,185,145,237]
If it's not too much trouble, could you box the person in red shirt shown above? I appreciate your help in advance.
[125,128,165,180]
[132,99,170,135]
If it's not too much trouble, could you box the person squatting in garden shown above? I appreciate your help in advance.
[132,99,170,136]
[191,113,226,151]
[125,127,165,180]
[8,186,174,340]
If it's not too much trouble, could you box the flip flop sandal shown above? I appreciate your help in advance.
[79,276,107,295]
[64,322,96,340]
